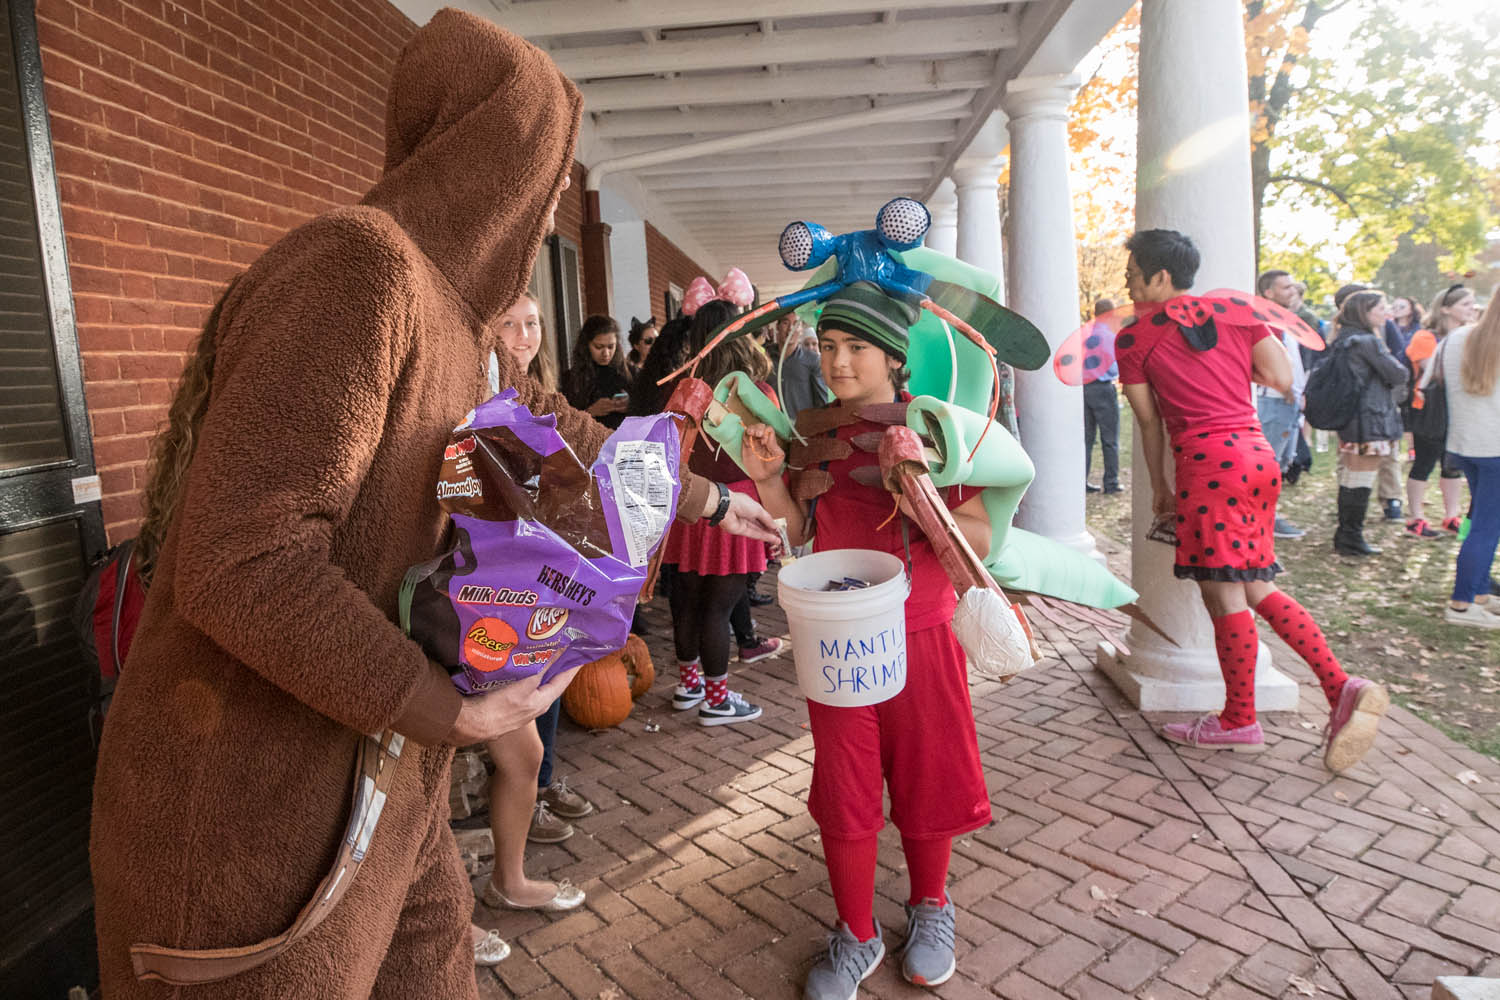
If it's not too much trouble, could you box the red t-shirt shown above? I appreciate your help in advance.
[1115,313,1272,439]
[809,397,970,632]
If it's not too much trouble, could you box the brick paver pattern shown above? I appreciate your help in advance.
[468,573,1500,1000]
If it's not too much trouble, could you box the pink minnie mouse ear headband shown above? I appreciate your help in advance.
[682,267,754,317]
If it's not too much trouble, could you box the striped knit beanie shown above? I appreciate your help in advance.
[816,281,919,362]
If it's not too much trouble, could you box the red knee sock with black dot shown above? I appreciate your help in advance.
[901,834,951,906]
[1254,590,1349,708]
[1213,610,1258,729]
[823,834,879,941]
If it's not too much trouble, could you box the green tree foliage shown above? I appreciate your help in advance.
[1251,1,1500,294]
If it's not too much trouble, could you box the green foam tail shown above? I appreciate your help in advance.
[991,528,1138,608]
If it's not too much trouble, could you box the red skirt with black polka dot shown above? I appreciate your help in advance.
[1170,426,1282,582]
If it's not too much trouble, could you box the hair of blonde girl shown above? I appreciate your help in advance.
[1426,284,1473,338]
[1460,294,1500,398]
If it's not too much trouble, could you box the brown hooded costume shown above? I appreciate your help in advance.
[90,11,708,998]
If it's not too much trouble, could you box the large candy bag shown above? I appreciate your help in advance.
[400,389,681,694]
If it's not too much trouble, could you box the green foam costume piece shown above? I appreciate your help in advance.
[904,397,1136,609]
[707,371,796,468]
[702,377,1137,609]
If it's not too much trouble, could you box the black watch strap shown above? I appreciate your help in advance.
[706,481,732,526]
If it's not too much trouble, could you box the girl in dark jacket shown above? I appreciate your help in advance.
[562,314,631,428]
[1331,290,1410,556]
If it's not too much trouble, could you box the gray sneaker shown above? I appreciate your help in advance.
[804,922,884,1000]
[1272,516,1306,539]
[900,897,956,987]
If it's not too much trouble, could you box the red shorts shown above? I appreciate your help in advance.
[806,623,992,840]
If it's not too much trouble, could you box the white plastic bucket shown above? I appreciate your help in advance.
[777,549,909,707]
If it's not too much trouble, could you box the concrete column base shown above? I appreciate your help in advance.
[1433,978,1500,1000]
[1050,527,1108,565]
[1095,639,1300,713]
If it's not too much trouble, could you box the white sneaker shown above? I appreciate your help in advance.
[1445,603,1500,629]
[698,690,763,727]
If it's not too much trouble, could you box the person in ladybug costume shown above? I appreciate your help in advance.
[1115,229,1388,769]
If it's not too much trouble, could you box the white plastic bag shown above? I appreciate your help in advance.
[952,587,1033,681]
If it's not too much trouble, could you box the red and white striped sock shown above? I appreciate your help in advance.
[704,676,729,707]
[679,659,703,688]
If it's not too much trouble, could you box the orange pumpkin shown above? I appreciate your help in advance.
[561,650,634,729]
[622,634,655,700]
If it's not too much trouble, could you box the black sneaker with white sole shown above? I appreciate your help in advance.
[698,690,762,727]
[672,682,705,711]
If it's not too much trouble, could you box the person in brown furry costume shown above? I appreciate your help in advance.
[90,10,775,998]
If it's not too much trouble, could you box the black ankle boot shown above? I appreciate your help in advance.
[1334,486,1381,556]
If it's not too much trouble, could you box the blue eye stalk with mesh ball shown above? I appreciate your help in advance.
[773,197,938,311]
[657,197,1050,459]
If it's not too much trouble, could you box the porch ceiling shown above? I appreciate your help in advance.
[395,0,1128,295]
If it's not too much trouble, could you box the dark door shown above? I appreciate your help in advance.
[0,0,106,994]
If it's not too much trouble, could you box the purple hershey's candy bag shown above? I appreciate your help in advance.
[400,389,681,694]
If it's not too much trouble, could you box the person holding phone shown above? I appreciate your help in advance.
[562,314,631,429]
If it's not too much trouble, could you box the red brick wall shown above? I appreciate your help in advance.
[645,222,710,320]
[36,0,417,538]
[555,162,585,250]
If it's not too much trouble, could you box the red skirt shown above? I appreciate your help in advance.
[1170,427,1282,582]
[662,480,769,577]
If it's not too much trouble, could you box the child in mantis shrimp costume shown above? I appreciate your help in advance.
[681,203,1138,1000]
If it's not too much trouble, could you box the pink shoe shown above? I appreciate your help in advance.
[1324,677,1389,772]
[1161,714,1265,752]
[738,636,783,664]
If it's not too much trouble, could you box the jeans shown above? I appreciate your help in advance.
[1083,380,1120,488]
[1256,394,1299,471]
[536,697,562,790]
[1449,453,1500,603]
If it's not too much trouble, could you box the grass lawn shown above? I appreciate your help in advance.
[1085,411,1500,760]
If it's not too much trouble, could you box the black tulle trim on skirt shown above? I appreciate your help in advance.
[1173,562,1283,582]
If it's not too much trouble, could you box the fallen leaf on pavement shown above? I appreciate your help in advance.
[1287,974,1318,996]
[1457,770,1482,786]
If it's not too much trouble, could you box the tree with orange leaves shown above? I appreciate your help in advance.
[1067,7,1138,319]
[1245,0,1341,263]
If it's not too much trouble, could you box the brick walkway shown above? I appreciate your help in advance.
[471,574,1500,1000]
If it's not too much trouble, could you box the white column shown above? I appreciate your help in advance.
[608,220,653,326]
[953,160,1004,297]
[926,177,957,256]
[1001,74,1094,553]
[1096,0,1298,713]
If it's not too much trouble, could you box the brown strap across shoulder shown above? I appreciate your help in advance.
[129,730,406,985]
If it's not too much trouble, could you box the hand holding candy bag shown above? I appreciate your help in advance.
[400,389,681,694]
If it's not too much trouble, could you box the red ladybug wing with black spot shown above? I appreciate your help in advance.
[1192,289,1324,350]
[1053,303,1141,386]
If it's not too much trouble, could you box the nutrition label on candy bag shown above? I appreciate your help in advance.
[610,440,673,567]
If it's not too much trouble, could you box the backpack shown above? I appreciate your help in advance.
[73,537,148,742]
[1302,338,1363,431]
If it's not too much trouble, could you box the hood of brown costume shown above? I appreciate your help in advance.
[362,7,581,325]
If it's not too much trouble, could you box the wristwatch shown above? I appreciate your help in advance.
[706,481,732,527]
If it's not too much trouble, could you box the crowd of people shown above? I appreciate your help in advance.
[86,13,1494,1000]
[1083,264,1500,631]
